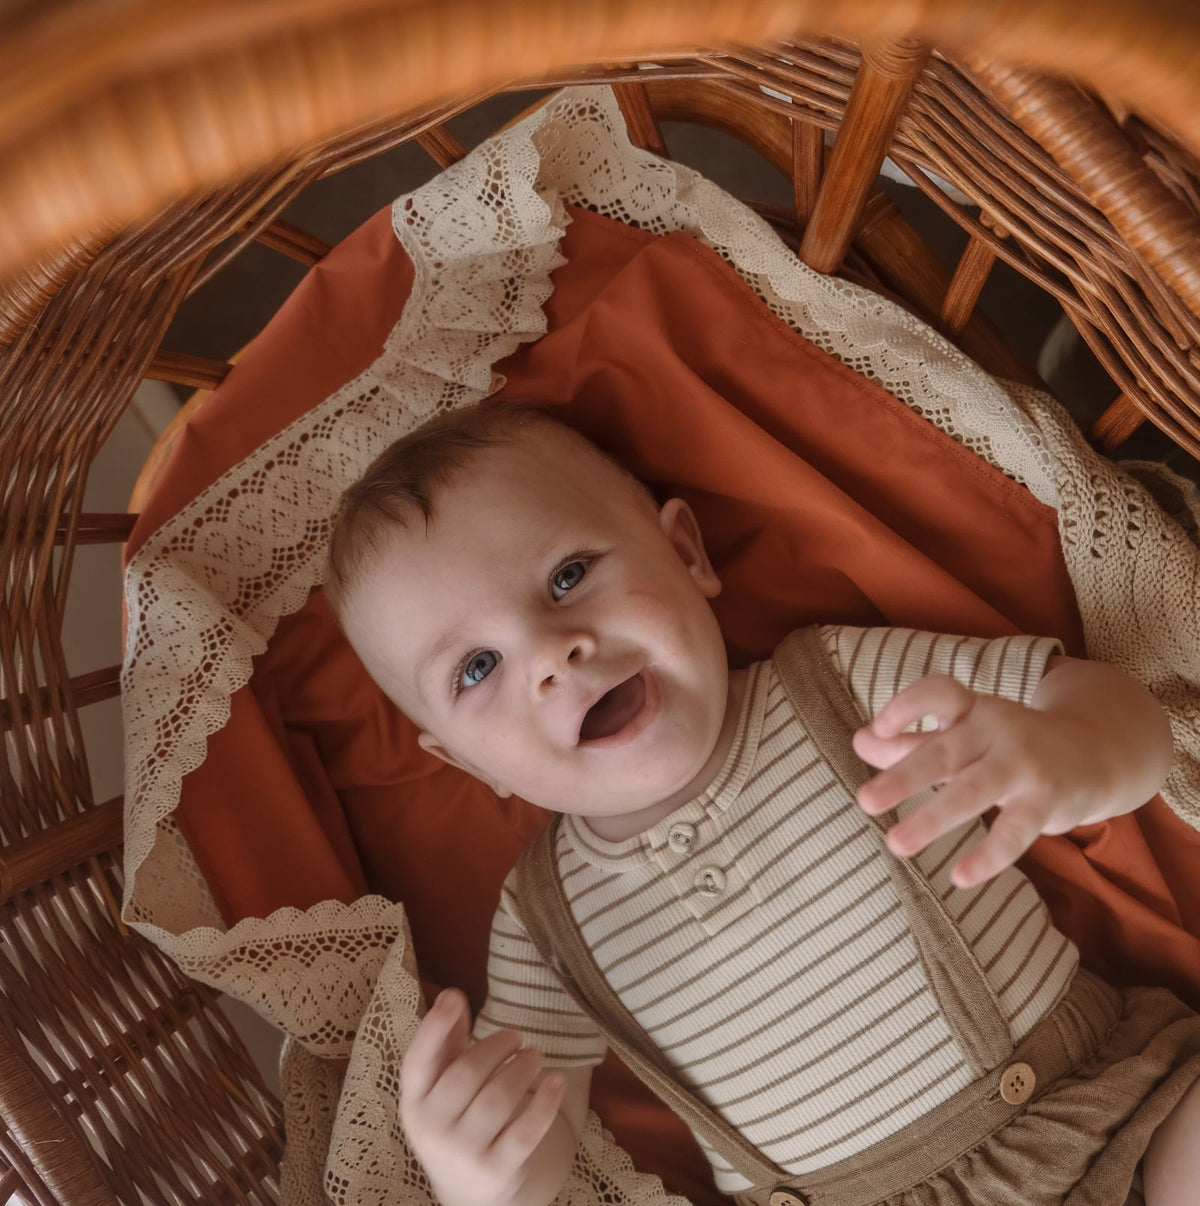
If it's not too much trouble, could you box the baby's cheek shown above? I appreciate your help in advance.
[473,726,553,785]
[471,726,516,764]
[627,585,715,642]
[619,586,667,618]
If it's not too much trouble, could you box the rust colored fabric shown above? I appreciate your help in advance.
[134,203,1200,1206]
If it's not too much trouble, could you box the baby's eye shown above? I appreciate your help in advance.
[458,649,499,692]
[551,559,589,600]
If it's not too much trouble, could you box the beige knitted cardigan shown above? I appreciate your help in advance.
[118,86,1200,1205]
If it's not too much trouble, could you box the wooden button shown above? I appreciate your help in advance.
[667,822,696,853]
[769,1191,807,1206]
[999,1061,1036,1105]
[694,865,726,896]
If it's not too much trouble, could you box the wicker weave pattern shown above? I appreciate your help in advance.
[686,44,1200,450]
[0,5,1198,1202]
[3,0,1200,281]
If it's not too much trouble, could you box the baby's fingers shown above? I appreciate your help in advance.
[457,1045,545,1148]
[489,1073,566,1182]
[868,675,975,741]
[852,727,930,771]
[858,724,988,816]
[401,988,471,1102]
[950,800,1048,888]
[885,761,1004,857]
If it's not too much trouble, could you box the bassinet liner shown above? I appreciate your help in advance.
[121,88,1200,1205]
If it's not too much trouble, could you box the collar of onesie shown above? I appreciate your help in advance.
[561,659,771,872]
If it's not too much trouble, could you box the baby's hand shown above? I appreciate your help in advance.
[400,988,566,1206]
[851,671,1123,889]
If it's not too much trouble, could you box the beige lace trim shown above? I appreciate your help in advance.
[120,86,1200,1204]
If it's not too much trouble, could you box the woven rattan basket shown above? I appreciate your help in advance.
[2,2,1199,1203]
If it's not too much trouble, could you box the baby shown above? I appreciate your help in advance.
[326,402,1200,1206]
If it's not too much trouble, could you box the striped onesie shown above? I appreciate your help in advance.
[474,626,1078,1194]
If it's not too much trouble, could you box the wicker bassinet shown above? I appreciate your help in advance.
[2,2,1200,1204]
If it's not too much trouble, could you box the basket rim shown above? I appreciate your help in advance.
[1,0,1198,285]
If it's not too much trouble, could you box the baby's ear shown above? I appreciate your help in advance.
[416,731,513,798]
[659,498,721,599]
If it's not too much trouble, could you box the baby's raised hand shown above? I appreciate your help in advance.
[399,988,566,1206]
[851,661,1172,889]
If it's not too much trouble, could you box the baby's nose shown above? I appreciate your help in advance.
[538,640,585,691]
[533,629,595,694]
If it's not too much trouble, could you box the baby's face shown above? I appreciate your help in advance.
[340,427,732,821]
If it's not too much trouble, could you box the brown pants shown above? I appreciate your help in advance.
[734,969,1200,1206]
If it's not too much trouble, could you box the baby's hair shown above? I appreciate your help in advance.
[325,402,650,614]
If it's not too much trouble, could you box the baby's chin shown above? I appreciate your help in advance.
[517,753,718,823]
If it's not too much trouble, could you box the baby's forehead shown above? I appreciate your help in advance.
[370,432,629,557]
[349,424,655,605]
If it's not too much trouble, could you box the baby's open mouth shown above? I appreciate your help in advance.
[579,673,647,742]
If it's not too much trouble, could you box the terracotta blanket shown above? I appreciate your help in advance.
[128,199,1200,1205]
